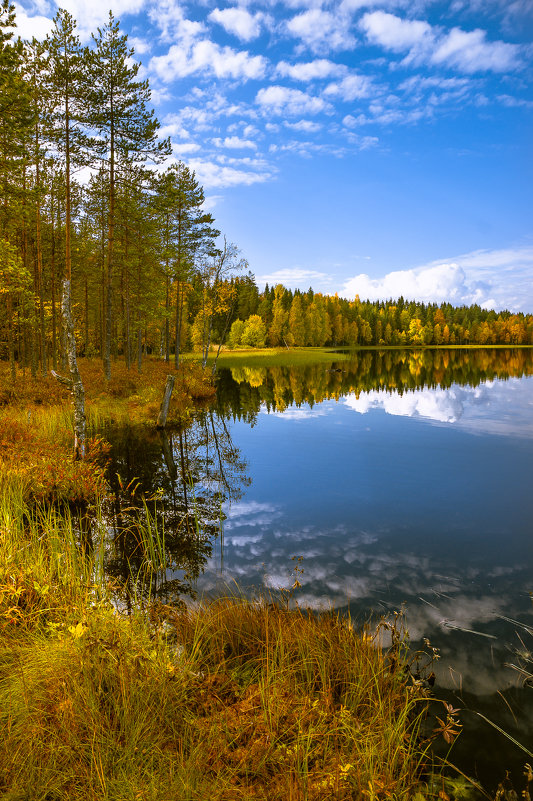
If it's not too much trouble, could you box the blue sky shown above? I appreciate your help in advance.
[16,0,533,311]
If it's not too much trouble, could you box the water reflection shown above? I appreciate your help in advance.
[97,348,533,790]
[215,348,533,419]
[101,411,250,605]
[206,348,533,789]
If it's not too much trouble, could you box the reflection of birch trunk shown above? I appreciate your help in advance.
[178,428,190,510]
[61,278,86,460]
[209,411,230,493]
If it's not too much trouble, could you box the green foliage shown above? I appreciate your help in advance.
[227,317,245,349]
[241,313,267,347]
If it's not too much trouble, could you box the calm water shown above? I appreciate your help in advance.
[102,349,533,793]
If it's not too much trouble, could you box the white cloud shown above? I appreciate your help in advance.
[209,7,266,42]
[497,94,533,108]
[286,8,356,53]
[159,116,192,140]
[360,10,522,73]
[269,139,344,158]
[150,40,267,82]
[360,10,433,52]
[344,379,533,438]
[172,142,201,154]
[343,263,487,305]
[52,0,148,41]
[342,246,533,312]
[148,0,204,43]
[128,35,151,55]
[256,85,332,115]
[398,75,473,93]
[324,72,374,101]
[284,119,322,132]
[345,386,467,423]
[434,27,522,73]
[276,58,346,81]
[213,136,258,149]
[13,3,53,39]
[268,406,329,420]
[224,501,281,530]
[185,158,273,188]
[202,194,223,211]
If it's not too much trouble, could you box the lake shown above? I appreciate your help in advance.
[102,348,533,794]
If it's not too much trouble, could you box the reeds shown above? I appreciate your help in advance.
[0,486,448,800]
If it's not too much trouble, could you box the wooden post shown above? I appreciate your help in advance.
[156,375,175,429]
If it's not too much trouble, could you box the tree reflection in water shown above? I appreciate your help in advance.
[214,347,533,418]
[101,410,250,608]
[96,348,533,608]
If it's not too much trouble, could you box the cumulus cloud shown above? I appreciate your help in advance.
[213,136,258,149]
[13,3,53,39]
[286,8,356,53]
[150,40,267,82]
[256,85,332,115]
[324,72,374,101]
[185,158,273,188]
[148,0,203,43]
[360,10,433,52]
[54,0,148,40]
[209,7,266,42]
[224,501,282,530]
[344,379,533,438]
[342,247,533,312]
[344,386,468,423]
[283,119,323,132]
[343,262,475,304]
[172,142,201,154]
[276,59,347,81]
[359,10,522,72]
[431,27,521,73]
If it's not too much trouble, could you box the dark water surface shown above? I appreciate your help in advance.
[103,349,533,793]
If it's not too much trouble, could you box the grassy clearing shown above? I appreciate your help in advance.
[202,347,351,368]
[0,492,453,800]
[0,357,215,420]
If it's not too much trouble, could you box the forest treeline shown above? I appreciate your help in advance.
[1,0,533,391]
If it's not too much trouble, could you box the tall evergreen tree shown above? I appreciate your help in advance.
[88,12,169,380]
[154,162,219,367]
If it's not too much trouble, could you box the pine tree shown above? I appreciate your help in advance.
[88,12,170,379]
[154,163,219,367]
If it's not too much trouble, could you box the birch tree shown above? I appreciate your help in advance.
[47,9,90,459]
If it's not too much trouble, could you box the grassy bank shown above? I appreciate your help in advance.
[0,490,457,800]
[0,358,214,506]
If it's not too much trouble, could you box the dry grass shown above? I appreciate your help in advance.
[0,357,215,505]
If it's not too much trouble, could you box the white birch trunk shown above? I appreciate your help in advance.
[62,278,86,460]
